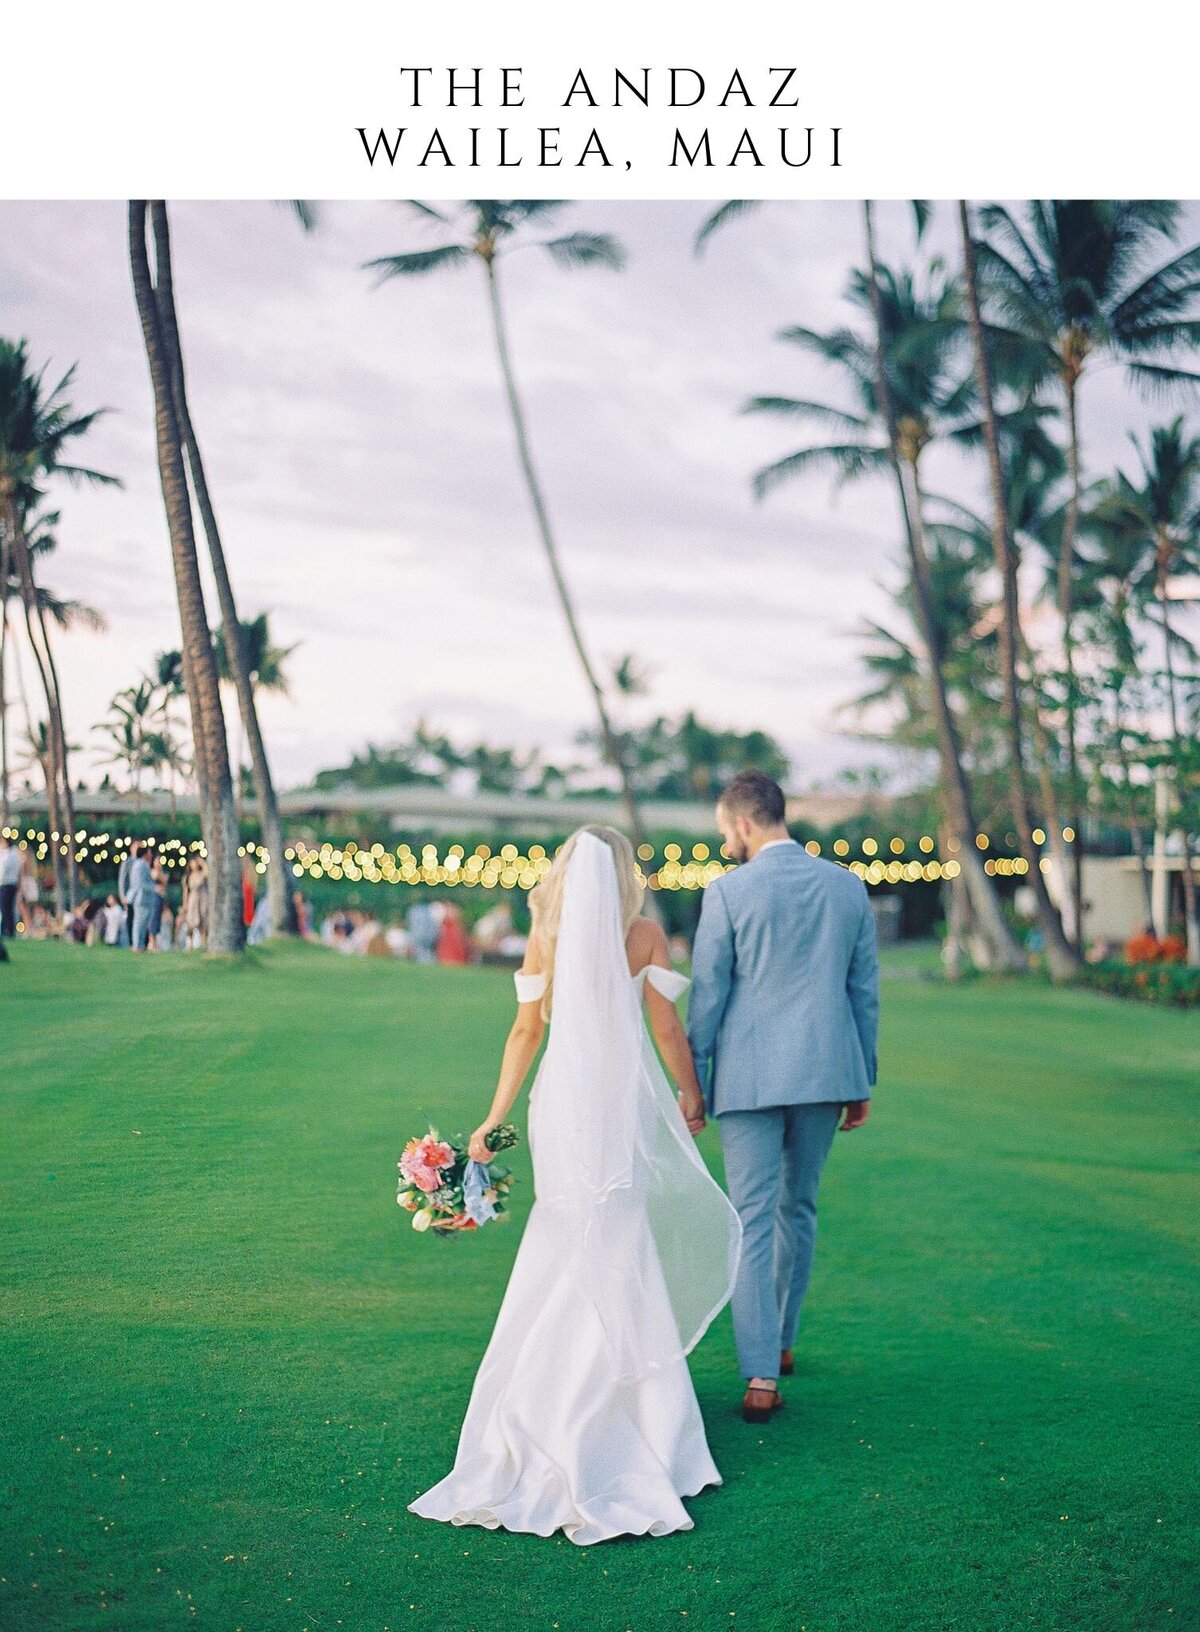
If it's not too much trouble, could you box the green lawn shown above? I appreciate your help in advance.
[1,940,1197,1632]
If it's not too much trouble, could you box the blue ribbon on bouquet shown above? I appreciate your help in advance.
[462,1159,499,1225]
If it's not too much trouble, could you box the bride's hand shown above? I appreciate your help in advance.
[468,1125,497,1163]
[677,1089,706,1137]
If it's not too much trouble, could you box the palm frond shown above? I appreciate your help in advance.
[362,245,470,282]
[49,461,122,489]
[279,200,319,231]
[38,593,108,633]
[694,200,764,255]
[741,396,869,431]
[1110,242,1200,334]
[539,232,625,271]
[1125,361,1200,401]
[752,442,888,500]
[404,201,454,223]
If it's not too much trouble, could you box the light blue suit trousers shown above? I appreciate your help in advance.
[716,1102,840,1378]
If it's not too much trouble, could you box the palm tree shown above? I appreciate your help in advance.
[152,646,186,702]
[142,724,192,819]
[1076,507,1159,918]
[0,340,118,910]
[1092,418,1200,961]
[95,678,164,808]
[17,718,55,800]
[95,716,151,804]
[741,244,1026,970]
[957,201,1080,977]
[363,201,653,859]
[212,611,296,805]
[1,505,105,830]
[976,200,1200,942]
[150,203,311,937]
[213,612,295,697]
[128,201,244,953]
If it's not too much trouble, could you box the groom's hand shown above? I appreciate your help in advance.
[677,1089,706,1137]
[839,1100,870,1131]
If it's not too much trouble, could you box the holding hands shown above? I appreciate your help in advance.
[677,1088,706,1137]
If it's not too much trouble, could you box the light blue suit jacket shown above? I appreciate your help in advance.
[687,841,880,1114]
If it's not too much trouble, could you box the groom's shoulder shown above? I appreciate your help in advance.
[726,846,867,902]
[812,853,871,906]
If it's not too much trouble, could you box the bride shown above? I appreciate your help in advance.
[408,825,743,1544]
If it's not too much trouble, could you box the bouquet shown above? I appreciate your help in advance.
[397,1123,519,1236]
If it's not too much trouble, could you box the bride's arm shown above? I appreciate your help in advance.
[466,932,546,1162]
[639,924,707,1137]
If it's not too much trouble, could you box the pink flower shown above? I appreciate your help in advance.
[399,1152,441,1192]
[415,1135,454,1170]
[398,1131,456,1197]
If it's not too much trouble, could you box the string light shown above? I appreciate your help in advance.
[4,823,1032,893]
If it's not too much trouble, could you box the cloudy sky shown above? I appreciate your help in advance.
[1,199,1193,792]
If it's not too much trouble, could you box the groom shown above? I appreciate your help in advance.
[688,769,879,1424]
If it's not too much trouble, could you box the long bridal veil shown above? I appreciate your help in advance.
[529,830,742,1384]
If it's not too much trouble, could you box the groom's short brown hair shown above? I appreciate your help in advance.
[717,769,786,827]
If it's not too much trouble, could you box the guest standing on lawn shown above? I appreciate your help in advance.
[129,844,159,953]
[0,835,20,939]
[181,856,209,949]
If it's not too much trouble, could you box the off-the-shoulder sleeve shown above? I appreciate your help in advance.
[643,965,691,1002]
[513,970,548,1003]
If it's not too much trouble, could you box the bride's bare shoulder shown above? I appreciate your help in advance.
[625,915,669,974]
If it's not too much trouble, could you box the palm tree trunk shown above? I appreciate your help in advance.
[30,582,79,908]
[1029,698,1076,929]
[6,513,66,914]
[862,204,1024,972]
[1108,681,1154,924]
[958,201,1079,979]
[1157,553,1199,964]
[1016,629,1078,938]
[906,459,1026,970]
[149,201,296,937]
[1059,373,1086,949]
[128,201,244,954]
[483,254,653,864]
[2,527,72,871]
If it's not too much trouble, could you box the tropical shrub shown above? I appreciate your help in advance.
[1078,960,1200,1008]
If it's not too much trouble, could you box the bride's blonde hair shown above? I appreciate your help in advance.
[527,824,645,1018]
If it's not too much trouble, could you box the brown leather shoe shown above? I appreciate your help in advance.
[742,1384,785,1424]
[780,1348,795,1376]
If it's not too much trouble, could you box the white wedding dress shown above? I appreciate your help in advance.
[408,833,743,1544]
